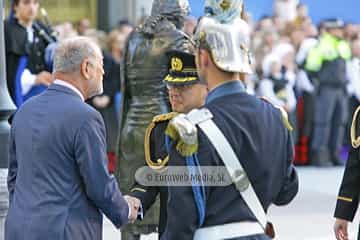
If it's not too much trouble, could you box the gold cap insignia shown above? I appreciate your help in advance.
[220,0,231,11]
[171,57,183,72]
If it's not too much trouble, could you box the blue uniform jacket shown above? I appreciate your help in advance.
[162,81,299,240]
[6,84,129,240]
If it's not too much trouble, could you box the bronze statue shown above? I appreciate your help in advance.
[116,0,193,239]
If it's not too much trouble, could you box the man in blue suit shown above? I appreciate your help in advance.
[6,37,140,240]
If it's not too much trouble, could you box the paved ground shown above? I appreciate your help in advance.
[269,167,359,240]
[103,166,359,240]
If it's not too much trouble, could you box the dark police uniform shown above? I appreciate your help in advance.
[129,50,204,238]
[305,19,352,166]
[161,80,299,240]
[130,113,174,238]
[334,106,360,239]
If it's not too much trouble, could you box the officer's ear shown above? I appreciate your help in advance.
[199,49,210,68]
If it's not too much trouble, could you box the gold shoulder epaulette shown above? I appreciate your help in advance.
[152,112,179,123]
[144,112,178,170]
[165,122,198,157]
[259,96,293,131]
[351,106,360,148]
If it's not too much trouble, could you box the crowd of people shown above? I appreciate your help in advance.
[247,1,360,167]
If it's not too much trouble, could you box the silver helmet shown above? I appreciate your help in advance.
[194,16,252,74]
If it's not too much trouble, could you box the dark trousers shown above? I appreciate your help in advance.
[311,87,348,158]
[302,92,316,138]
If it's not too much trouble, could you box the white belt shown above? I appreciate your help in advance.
[193,221,264,240]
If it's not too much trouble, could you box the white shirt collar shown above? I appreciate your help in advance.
[54,79,85,102]
[26,26,34,43]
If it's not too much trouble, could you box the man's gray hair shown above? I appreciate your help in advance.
[53,37,101,73]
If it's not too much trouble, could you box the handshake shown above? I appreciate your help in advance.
[124,196,142,223]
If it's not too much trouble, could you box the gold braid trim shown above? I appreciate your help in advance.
[164,75,198,83]
[351,106,360,149]
[338,196,353,202]
[153,112,178,123]
[144,113,178,170]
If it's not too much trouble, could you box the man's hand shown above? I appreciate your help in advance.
[124,196,141,223]
[35,71,53,86]
[334,218,349,240]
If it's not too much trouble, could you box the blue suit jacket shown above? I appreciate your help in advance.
[6,84,129,240]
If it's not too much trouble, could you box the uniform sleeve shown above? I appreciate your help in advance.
[161,147,199,240]
[274,131,299,205]
[74,112,129,228]
[129,185,158,217]
[161,131,212,240]
[130,121,166,215]
[334,113,360,221]
[7,125,17,204]
[334,125,360,222]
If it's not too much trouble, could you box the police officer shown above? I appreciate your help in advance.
[129,50,208,238]
[334,106,360,240]
[116,1,193,238]
[5,0,55,107]
[305,19,352,167]
[161,1,299,239]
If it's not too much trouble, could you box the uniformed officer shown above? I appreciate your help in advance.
[334,106,360,240]
[129,50,208,238]
[161,1,299,239]
[305,18,352,167]
[116,1,193,239]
